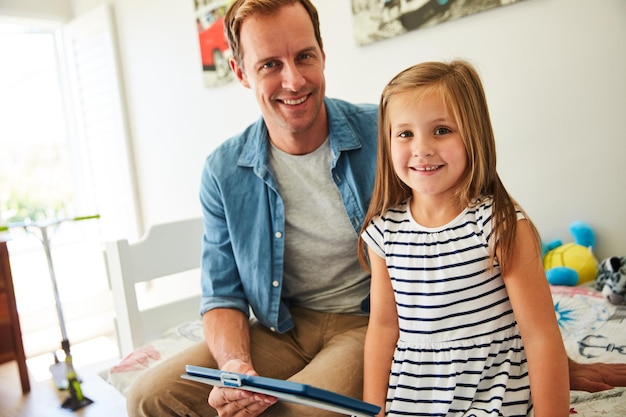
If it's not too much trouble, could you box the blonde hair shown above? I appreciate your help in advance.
[358,60,539,273]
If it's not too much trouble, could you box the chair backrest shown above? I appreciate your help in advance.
[105,217,204,356]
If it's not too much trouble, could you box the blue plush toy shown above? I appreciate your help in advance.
[542,221,598,286]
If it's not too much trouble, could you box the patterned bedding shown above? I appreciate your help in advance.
[100,320,204,396]
[551,284,626,415]
[100,285,626,415]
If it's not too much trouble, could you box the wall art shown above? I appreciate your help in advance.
[194,0,235,87]
[352,0,527,46]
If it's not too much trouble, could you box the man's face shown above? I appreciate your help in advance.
[231,3,326,139]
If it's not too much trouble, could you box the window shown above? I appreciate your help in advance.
[0,23,75,224]
[0,19,114,359]
[0,4,140,362]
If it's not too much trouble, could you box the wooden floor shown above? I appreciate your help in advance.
[0,338,127,417]
[0,360,127,417]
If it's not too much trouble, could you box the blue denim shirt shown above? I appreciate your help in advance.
[199,97,378,333]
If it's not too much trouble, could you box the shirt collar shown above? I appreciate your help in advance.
[237,97,364,172]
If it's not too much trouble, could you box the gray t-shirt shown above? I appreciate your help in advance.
[268,138,369,314]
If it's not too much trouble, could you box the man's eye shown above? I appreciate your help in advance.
[262,61,276,69]
[297,53,311,61]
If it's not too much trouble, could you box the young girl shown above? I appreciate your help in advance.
[359,60,569,417]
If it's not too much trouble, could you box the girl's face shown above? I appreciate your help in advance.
[388,90,468,201]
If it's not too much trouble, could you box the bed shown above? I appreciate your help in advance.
[99,219,626,415]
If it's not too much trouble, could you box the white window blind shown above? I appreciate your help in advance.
[61,3,142,241]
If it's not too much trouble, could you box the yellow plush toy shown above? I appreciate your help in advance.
[542,221,598,286]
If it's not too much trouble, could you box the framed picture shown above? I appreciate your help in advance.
[352,0,528,46]
[194,0,235,87]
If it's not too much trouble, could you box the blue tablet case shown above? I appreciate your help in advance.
[182,365,381,417]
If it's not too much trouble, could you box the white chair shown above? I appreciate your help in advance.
[104,217,204,356]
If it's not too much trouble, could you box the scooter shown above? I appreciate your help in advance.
[0,214,99,410]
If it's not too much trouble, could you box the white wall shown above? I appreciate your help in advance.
[0,0,71,23]
[5,0,626,261]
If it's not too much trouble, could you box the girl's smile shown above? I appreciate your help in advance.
[388,90,467,202]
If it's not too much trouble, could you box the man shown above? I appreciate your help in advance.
[129,1,374,416]
[126,1,626,416]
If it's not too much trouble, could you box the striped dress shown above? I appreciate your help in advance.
[362,199,532,417]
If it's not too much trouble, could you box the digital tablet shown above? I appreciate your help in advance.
[181,365,381,417]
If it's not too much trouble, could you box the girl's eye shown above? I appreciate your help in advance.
[397,130,413,139]
[434,127,451,135]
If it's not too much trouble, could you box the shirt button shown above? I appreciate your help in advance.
[270,327,276,332]
[272,280,279,287]
[275,231,282,238]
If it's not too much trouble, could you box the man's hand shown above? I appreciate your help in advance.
[569,358,626,392]
[208,359,277,417]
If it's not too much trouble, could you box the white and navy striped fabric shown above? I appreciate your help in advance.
[362,199,532,417]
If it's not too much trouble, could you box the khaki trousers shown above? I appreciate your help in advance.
[126,307,369,417]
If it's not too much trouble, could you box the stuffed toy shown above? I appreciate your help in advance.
[542,221,598,286]
[596,256,626,305]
